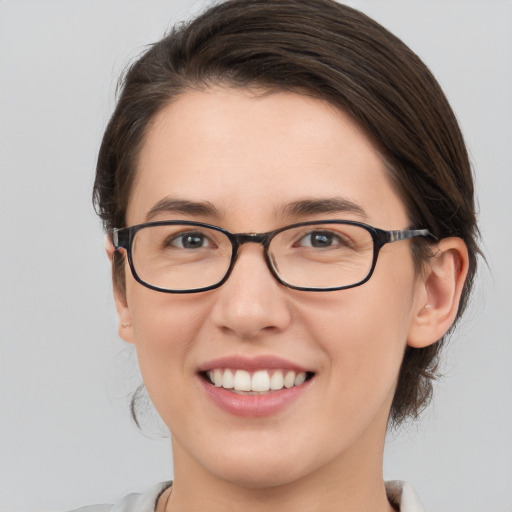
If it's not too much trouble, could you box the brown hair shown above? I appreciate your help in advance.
[94,0,480,426]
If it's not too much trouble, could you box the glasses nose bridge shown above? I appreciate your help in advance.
[229,232,274,275]
[232,232,271,249]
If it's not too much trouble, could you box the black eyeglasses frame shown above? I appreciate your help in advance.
[112,220,436,294]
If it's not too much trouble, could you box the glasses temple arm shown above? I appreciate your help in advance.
[388,229,437,242]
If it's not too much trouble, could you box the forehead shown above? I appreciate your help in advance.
[129,87,408,229]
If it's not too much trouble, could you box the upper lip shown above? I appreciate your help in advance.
[197,355,311,373]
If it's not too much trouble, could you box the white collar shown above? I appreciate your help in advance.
[386,480,425,512]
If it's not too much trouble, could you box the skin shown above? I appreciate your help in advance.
[109,88,468,512]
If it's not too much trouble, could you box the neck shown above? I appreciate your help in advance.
[165,417,394,512]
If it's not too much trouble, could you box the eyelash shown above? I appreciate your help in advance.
[295,230,350,249]
[166,231,214,249]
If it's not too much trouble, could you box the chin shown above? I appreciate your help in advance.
[194,439,323,490]
[211,460,306,490]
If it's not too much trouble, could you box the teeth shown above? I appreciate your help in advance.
[213,369,223,387]
[270,370,284,390]
[294,372,306,386]
[222,369,234,389]
[233,370,252,391]
[284,371,295,389]
[252,370,270,392]
[206,369,308,392]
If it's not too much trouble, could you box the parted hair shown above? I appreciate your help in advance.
[94,0,480,427]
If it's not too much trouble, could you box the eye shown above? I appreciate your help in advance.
[167,231,213,249]
[297,230,344,248]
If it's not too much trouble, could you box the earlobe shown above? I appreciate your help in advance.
[114,291,135,344]
[105,235,135,344]
[104,234,115,262]
[407,237,469,348]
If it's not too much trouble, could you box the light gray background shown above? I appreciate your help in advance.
[1,1,511,511]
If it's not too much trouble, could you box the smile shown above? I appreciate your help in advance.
[205,368,311,393]
[198,356,315,416]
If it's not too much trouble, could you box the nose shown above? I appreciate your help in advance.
[210,243,292,340]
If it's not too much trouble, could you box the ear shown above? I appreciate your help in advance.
[105,235,134,344]
[407,237,469,348]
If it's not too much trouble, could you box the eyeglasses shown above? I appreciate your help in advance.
[112,220,435,293]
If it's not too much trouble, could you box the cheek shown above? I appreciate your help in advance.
[302,252,418,400]
[125,284,208,386]
[128,282,202,340]
[359,246,419,336]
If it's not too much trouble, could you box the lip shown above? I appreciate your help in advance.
[197,355,314,418]
[197,355,309,373]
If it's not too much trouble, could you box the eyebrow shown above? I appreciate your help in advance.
[146,198,222,221]
[281,197,367,219]
[145,196,367,223]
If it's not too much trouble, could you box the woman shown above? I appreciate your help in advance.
[76,0,478,510]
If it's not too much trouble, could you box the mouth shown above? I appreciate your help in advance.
[197,355,315,416]
[201,368,315,394]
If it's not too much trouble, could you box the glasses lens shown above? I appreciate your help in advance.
[270,223,374,289]
[131,224,232,291]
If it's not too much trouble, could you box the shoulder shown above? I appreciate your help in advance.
[68,482,172,512]
[385,480,425,512]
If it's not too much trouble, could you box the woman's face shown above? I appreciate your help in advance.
[117,88,428,488]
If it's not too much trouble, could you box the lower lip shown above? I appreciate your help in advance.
[200,377,312,417]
